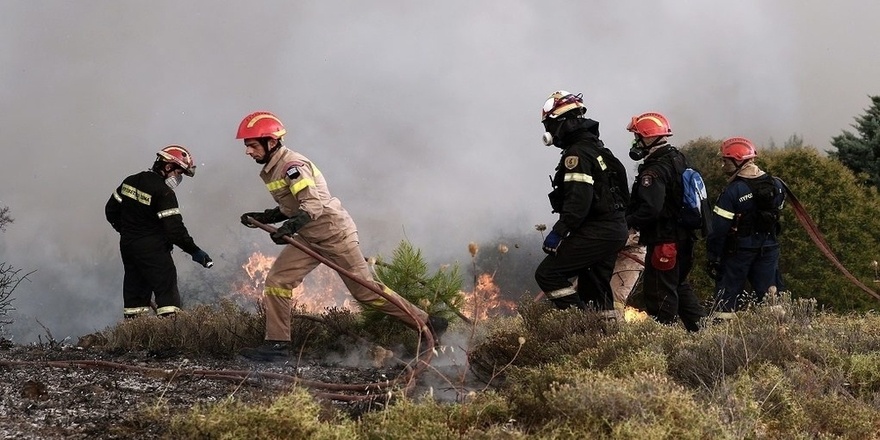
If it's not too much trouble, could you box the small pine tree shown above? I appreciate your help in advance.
[367,240,463,325]
[829,95,880,188]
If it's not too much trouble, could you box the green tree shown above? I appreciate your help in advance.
[681,140,880,312]
[829,95,880,188]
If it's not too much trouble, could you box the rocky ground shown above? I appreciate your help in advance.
[0,337,436,439]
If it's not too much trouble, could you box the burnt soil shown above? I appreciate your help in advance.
[0,338,421,439]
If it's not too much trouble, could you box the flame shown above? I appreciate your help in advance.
[461,273,516,322]
[623,306,648,323]
[233,251,355,313]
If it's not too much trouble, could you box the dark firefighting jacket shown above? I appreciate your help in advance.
[626,145,691,245]
[105,170,200,254]
[548,121,629,240]
[706,166,785,261]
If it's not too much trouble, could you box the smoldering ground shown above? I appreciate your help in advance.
[1,1,878,342]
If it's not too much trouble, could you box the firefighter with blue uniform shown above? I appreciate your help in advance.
[625,112,704,332]
[105,145,212,318]
[534,91,630,315]
[706,137,785,320]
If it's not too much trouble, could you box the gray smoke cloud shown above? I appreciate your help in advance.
[1,1,878,342]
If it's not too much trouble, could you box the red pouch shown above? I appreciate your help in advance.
[651,242,677,271]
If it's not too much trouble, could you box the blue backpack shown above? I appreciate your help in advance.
[673,157,712,236]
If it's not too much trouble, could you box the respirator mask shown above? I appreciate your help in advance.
[629,139,648,161]
[541,118,565,147]
[165,173,183,189]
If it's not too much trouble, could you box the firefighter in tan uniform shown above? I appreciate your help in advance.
[235,111,447,361]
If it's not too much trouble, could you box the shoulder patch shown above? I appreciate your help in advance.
[641,175,654,187]
[564,156,579,170]
[284,161,305,179]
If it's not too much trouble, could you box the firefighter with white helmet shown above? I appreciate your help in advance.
[625,112,705,332]
[235,111,447,361]
[535,91,630,314]
[707,137,786,320]
[105,145,212,319]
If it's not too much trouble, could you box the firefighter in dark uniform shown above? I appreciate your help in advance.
[625,112,704,332]
[706,137,785,320]
[105,145,212,318]
[534,91,630,315]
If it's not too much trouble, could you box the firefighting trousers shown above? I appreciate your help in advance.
[262,232,430,342]
[642,238,704,332]
[535,236,626,310]
[120,239,181,317]
[713,245,781,313]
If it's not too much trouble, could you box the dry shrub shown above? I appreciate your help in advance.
[468,300,619,384]
[799,394,880,438]
[168,387,356,439]
[717,362,808,438]
[668,297,823,390]
[101,300,368,358]
[504,363,724,439]
[847,352,880,397]
[102,299,263,356]
[358,392,517,439]
[571,320,672,375]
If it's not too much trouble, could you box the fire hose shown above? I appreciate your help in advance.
[780,180,880,302]
[0,219,446,403]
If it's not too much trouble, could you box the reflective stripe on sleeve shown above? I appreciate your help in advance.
[112,191,122,202]
[266,179,287,191]
[290,178,315,194]
[120,184,152,205]
[157,208,181,219]
[712,206,735,220]
[563,173,594,184]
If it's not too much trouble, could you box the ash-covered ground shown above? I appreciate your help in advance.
[0,338,465,439]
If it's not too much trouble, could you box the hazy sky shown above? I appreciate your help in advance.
[1,1,878,342]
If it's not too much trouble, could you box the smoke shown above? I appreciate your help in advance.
[1,1,878,342]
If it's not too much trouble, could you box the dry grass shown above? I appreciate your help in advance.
[95,294,880,438]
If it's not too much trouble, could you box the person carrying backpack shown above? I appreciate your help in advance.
[625,112,705,332]
[534,91,630,314]
[706,137,785,320]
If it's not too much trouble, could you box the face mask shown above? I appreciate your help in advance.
[165,174,183,189]
[541,118,565,147]
[629,139,648,161]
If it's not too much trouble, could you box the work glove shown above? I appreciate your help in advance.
[270,211,311,245]
[542,231,564,256]
[705,259,721,281]
[240,207,286,228]
[191,249,213,268]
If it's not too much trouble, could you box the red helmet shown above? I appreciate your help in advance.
[156,145,196,177]
[236,111,287,140]
[627,112,673,138]
[721,137,757,162]
[541,91,586,122]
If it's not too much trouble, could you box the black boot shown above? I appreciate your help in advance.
[239,341,290,362]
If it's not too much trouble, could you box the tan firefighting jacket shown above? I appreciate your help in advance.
[260,146,357,242]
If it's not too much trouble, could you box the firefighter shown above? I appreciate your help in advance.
[706,137,785,319]
[235,111,447,361]
[534,91,630,315]
[625,112,704,332]
[105,145,212,319]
